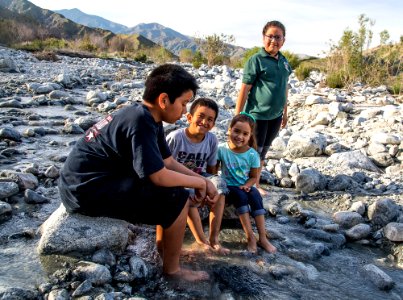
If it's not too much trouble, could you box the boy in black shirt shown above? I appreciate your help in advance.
[59,64,217,281]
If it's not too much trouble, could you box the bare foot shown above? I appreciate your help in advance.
[190,241,212,253]
[211,243,231,255]
[164,267,209,282]
[257,239,277,253]
[247,236,257,254]
[256,186,268,197]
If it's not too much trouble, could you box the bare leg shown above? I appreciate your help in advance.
[156,225,163,258]
[209,195,230,255]
[238,212,257,253]
[163,200,209,281]
[187,207,211,251]
[256,160,268,197]
[254,215,277,253]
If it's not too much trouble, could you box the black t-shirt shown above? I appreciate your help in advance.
[59,103,171,204]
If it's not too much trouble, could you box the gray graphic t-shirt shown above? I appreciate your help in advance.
[166,128,218,174]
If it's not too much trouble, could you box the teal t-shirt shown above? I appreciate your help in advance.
[217,142,260,186]
[242,48,292,120]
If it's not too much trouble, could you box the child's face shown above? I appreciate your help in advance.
[163,90,194,124]
[263,26,285,55]
[228,121,252,150]
[187,105,216,135]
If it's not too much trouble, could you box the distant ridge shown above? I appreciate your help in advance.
[55,8,128,33]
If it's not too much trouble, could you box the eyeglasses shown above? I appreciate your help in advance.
[264,34,284,42]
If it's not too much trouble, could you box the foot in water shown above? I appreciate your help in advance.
[164,267,209,282]
[257,239,277,253]
[211,243,231,255]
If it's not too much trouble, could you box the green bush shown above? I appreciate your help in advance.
[295,64,313,81]
[134,53,147,63]
[282,50,301,69]
[192,50,206,69]
[326,71,346,88]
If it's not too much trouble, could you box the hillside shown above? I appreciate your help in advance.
[0,0,114,40]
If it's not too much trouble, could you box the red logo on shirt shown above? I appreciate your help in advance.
[85,115,113,142]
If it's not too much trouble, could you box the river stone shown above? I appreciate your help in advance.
[327,174,354,191]
[295,168,327,193]
[345,223,371,240]
[286,131,327,158]
[332,211,364,228]
[0,127,22,142]
[367,198,398,226]
[328,150,380,172]
[129,256,148,279]
[0,287,39,299]
[383,222,403,242]
[0,200,12,223]
[349,201,366,216]
[0,181,19,199]
[73,261,112,286]
[37,205,129,255]
[24,189,50,204]
[363,264,395,290]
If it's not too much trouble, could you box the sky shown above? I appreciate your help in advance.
[29,0,402,57]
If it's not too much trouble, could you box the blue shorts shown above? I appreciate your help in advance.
[226,186,266,217]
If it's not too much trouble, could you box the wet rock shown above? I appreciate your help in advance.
[363,264,395,290]
[213,265,273,298]
[0,181,19,199]
[92,249,116,267]
[0,200,12,222]
[24,189,50,204]
[0,287,39,299]
[383,222,403,242]
[0,127,22,142]
[129,256,148,279]
[302,228,346,248]
[73,261,112,286]
[71,279,93,297]
[47,288,70,299]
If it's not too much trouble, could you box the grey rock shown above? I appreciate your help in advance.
[24,189,50,204]
[328,150,381,172]
[333,211,364,228]
[345,223,372,240]
[295,168,327,193]
[73,261,112,286]
[383,222,403,242]
[0,181,19,199]
[367,198,398,226]
[363,264,395,290]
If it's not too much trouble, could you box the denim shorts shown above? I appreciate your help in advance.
[226,186,266,217]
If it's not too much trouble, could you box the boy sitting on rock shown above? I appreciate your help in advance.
[58,64,217,281]
[166,98,229,255]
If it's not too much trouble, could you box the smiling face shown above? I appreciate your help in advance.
[263,26,285,56]
[163,90,194,124]
[187,105,216,136]
[228,120,252,152]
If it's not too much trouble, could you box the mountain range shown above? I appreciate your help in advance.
[0,0,245,57]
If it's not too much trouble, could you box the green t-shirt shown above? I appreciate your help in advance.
[242,48,292,120]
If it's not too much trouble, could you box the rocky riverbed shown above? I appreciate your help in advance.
[0,46,402,299]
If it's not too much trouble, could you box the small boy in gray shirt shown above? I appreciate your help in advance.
[166,98,229,254]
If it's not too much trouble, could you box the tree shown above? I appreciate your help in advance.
[195,33,235,66]
[380,30,390,45]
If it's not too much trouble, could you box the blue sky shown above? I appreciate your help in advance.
[29,0,402,57]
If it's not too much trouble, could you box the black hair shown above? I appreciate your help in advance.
[189,97,219,121]
[262,20,286,37]
[229,114,257,150]
[143,64,199,104]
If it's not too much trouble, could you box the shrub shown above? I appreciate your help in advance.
[295,64,313,81]
[134,53,147,63]
[192,50,206,69]
[282,50,301,69]
[326,71,346,88]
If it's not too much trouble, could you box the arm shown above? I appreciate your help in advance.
[164,156,218,203]
[281,88,289,128]
[206,165,218,175]
[235,83,252,115]
[239,167,259,192]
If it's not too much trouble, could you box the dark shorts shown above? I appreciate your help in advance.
[255,115,283,160]
[226,186,266,217]
[59,176,189,229]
